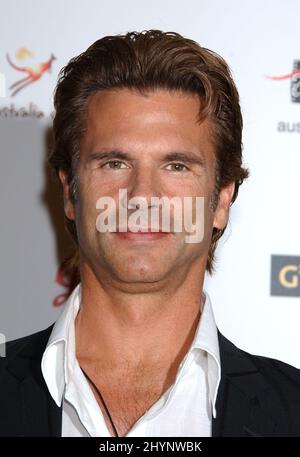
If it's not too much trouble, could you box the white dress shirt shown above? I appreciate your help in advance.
[41,283,221,437]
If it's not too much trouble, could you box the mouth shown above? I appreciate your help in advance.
[114,227,171,241]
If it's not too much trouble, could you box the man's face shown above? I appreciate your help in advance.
[60,88,234,286]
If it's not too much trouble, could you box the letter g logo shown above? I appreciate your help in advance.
[279,265,300,289]
[271,255,300,297]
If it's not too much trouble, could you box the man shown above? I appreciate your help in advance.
[1,30,300,437]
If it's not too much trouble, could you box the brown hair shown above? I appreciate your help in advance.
[49,29,249,277]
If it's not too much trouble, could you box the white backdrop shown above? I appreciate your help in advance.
[0,0,299,367]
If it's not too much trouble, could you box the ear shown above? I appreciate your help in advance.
[58,169,76,221]
[212,181,235,230]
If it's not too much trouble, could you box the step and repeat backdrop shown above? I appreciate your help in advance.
[0,0,299,366]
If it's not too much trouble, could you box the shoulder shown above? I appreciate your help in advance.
[217,328,300,380]
[0,324,55,371]
[214,330,300,436]
[0,324,57,436]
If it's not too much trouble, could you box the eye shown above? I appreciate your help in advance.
[165,162,189,172]
[102,160,128,169]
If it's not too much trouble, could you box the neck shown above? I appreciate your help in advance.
[75,259,206,371]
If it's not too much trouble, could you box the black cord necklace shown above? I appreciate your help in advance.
[80,366,119,437]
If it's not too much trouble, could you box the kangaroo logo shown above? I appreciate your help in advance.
[6,48,56,97]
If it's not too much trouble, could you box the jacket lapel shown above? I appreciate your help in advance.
[212,329,279,437]
[6,324,62,437]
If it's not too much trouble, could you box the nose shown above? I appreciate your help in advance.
[124,164,162,209]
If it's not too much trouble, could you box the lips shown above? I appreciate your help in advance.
[116,225,170,233]
[114,227,171,241]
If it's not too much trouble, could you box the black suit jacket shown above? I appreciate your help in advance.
[1,323,300,437]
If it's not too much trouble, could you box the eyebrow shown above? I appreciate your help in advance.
[86,150,130,163]
[164,152,206,168]
[85,149,206,168]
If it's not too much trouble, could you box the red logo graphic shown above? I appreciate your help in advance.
[52,259,79,307]
[6,48,56,97]
[265,68,300,81]
[52,265,73,308]
[265,60,300,103]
